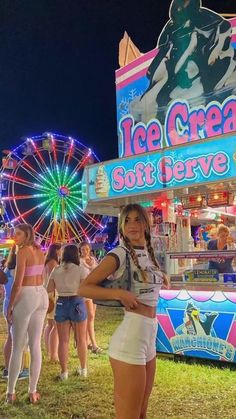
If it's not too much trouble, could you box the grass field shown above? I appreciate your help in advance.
[0,306,236,419]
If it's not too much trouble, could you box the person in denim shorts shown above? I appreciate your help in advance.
[47,244,89,380]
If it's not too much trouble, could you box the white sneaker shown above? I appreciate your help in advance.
[58,371,68,381]
[78,368,88,378]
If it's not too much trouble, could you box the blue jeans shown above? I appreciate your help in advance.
[55,296,87,323]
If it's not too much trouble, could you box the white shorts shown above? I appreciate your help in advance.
[108,311,157,365]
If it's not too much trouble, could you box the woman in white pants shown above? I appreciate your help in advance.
[6,224,48,404]
[79,242,102,354]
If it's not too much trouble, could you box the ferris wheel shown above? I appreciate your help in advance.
[0,133,105,246]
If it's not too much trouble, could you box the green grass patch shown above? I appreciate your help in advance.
[0,307,236,418]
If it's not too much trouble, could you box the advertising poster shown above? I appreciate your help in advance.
[156,289,236,362]
[116,1,236,157]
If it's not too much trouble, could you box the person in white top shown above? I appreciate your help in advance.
[79,242,102,354]
[6,224,48,405]
[43,243,62,362]
[47,244,89,380]
[80,204,169,419]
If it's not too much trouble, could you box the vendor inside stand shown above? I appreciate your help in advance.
[207,224,235,273]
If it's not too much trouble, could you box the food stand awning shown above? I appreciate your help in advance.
[83,132,236,215]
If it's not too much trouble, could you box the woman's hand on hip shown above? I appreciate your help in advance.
[118,290,139,310]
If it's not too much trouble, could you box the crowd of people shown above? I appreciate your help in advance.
[0,204,169,419]
[0,225,102,404]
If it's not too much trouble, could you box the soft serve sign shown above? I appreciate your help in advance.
[112,152,229,192]
[89,135,236,200]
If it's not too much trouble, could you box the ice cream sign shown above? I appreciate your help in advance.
[116,2,236,157]
[87,134,236,200]
[119,97,236,157]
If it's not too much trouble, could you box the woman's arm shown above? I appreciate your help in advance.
[44,260,58,288]
[79,255,138,309]
[47,273,56,294]
[47,260,58,276]
[7,248,27,322]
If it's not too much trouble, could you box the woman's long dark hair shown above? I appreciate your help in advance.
[45,243,62,266]
[62,244,80,266]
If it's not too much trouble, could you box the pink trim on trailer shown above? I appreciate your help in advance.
[115,48,158,78]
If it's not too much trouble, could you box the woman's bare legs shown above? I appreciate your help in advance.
[110,357,146,419]
[44,320,53,356]
[56,322,71,373]
[140,357,156,419]
[48,322,59,362]
[74,320,87,370]
[86,300,98,348]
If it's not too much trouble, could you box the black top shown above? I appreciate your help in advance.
[207,240,234,274]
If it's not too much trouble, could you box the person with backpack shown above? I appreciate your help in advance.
[80,204,169,419]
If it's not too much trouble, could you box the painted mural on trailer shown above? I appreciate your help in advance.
[116,0,236,157]
[156,290,236,362]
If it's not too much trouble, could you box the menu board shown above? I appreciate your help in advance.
[181,195,205,210]
[207,192,231,207]
[184,269,219,282]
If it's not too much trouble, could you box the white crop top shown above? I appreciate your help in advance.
[80,257,98,272]
[108,246,163,307]
[49,263,89,296]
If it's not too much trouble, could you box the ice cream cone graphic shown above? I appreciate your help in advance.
[95,165,110,198]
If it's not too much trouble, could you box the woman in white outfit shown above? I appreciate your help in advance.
[80,204,169,419]
[79,242,102,354]
[44,243,62,362]
[6,224,48,404]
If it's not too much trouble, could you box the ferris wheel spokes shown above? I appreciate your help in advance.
[66,196,103,234]
[3,172,45,191]
[12,196,55,223]
[32,203,55,233]
[2,194,49,202]
[0,133,104,246]
[66,212,89,242]
[40,218,55,246]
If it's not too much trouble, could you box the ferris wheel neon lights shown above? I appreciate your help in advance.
[0,133,104,246]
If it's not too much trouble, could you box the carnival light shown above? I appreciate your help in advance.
[0,133,105,246]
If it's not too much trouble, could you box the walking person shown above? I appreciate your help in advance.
[80,204,169,419]
[79,242,102,354]
[6,224,48,404]
[47,244,89,380]
[43,243,62,362]
[1,245,30,381]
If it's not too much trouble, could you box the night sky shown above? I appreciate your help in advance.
[0,0,235,162]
